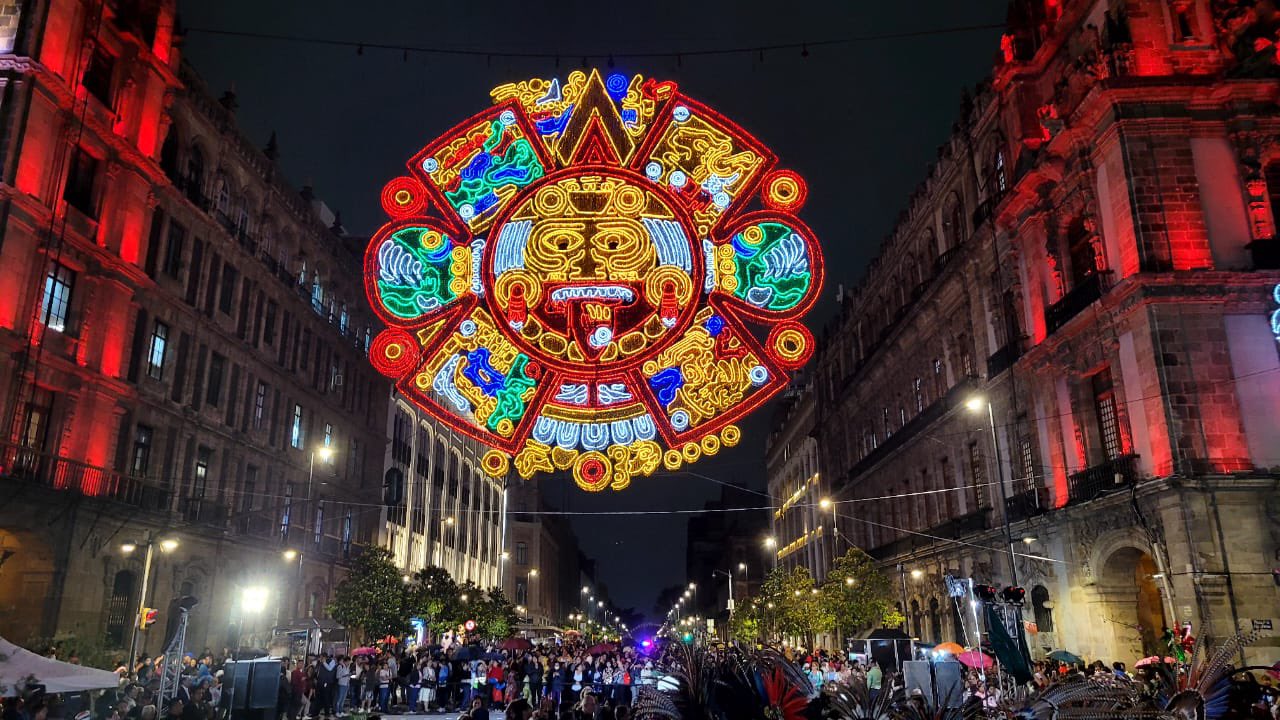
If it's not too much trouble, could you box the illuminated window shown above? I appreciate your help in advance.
[967,443,984,509]
[216,175,230,216]
[131,425,152,477]
[882,407,892,438]
[1092,368,1123,461]
[40,263,75,332]
[324,423,333,448]
[147,321,168,379]
[291,404,304,448]
[193,446,211,499]
[253,381,267,429]
[314,500,324,545]
[995,149,1008,193]
[1019,437,1035,482]
[280,482,293,539]
[341,507,353,557]
[339,304,349,333]
[913,377,924,413]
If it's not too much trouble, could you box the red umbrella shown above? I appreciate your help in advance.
[351,647,378,657]
[588,642,617,655]
[955,650,994,669]
[500,638,532,651]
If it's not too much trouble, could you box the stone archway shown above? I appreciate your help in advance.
[1098,546,1167,660]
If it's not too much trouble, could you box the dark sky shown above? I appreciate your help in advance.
[179,0,1007,618]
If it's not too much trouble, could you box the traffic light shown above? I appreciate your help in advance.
[140,607,158,629]
[973,584,999,603]
[1001,586,1026,606]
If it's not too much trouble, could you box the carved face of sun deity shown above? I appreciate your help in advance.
[486,171,699,370]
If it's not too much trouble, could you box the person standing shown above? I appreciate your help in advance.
[867,662,883,704]
[334,657,349,717]
[420,660,437,712]
[314,655,335,720]
[376,660,392,712]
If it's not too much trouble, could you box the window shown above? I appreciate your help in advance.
[104,570,136,646]
[1092,368,1123,460]
[131,425,153,477]
[995,149,1008,193]
[339,304,349,333]
[323,423,333,448]
[341,507,353,557]
[1031,585,1054,632]
[291,403,304,448]
[63,147,99,216]
[193,446,211,499]
[280,482,293,539]
[967,442,985,509]
[146,321,168,379]
[1018,437,1035,483]
[1172,2,1196,41]
[243,466,258,513]
[314,500,324,546]
[163,222,186,278]
[516,541,528,565]
[311,271,323,311]
[40,263,75,332]
[882,407,892,438]
[913,377,924,412]
[515,579,528,606]
[219,264,238,315]
[216,176,229,216]
[253,381,268,429]
[82,47,116,106]
[1067,217,1099,286]
[264,301,278,345]
[206,353,225,407]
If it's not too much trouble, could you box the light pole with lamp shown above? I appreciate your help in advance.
[236,586,269,653]
[763,536,777,570]
[122,533,179,670]
[965,394,1031,654]
[293,445,334,619]
[713,569,734,641]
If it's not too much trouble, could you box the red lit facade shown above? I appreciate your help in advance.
[773,0,1280,664]
[0,0,390,651]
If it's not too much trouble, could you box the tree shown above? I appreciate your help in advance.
[759,566,833,647]
[819,548,905,636]
[403,565,459,640]
[728,598,762,643]
[473,587,519,640]
[327,547,412,643]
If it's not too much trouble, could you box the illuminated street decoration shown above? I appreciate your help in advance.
[365,70,824,491]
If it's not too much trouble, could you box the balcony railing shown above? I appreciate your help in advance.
[1045,273,1103,335]
[1004,485,1047,523]
[0,442,174,512]
[934,247,960,275]
[986,341,1022,378]
[869,508,989,561]
[1067,454,1141,506]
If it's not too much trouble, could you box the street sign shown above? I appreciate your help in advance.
[464,619,476,632]
[1252,618,1272,631]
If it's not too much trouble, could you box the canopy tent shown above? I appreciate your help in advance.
[0,637,120,697]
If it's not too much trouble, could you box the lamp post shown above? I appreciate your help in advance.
[763,536,777,570]
[293,445,334,619]
[122,533,178,670]
[237,586,269,652]
[964,396,1018,586]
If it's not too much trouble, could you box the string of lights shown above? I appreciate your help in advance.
[181,22,1007,62]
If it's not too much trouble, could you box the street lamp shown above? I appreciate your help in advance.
[763,535,778,570]
[122,533,178,669]
[293,445,336,618]
[965,396,1019,586]
[237,585,269,651]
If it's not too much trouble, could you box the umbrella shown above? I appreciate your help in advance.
[1267,662,1280,681]
[500,638,532,651]
[1134,656,1176,667]
[956,650,994,669]
[351,647,378,657]
[1047,650,1083,665]
[934,642,965,657]
[588,642,617,655]
[453,645,480,661]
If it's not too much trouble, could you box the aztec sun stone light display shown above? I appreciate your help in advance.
[365,70,824,491]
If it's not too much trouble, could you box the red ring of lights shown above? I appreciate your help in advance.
[768,322,815,370]
[369,328,420,378]
[761,169,808,212]
[381,176,430,218]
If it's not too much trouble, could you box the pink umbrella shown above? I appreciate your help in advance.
[955,650,994,669]
[1134,656,1176,667]
[351,647,378,657]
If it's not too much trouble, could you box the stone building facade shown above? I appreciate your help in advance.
[500,478,585,633]
[383,393,506,590]
[0,0,389,655]
[774,0,1280,665]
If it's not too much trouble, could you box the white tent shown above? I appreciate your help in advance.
[0,637,120,697]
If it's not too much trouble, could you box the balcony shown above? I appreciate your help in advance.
[934,247,960,275]
[0,442,173,513]
[1067,454,1141,506]
[1045,273,1103,335]
[1004,485,1047,523]
[843,377,982,480]
[869,509,989,561]
[986,341,1022,378]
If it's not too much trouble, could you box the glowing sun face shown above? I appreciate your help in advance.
[364,70,824,492]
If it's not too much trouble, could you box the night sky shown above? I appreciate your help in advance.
[179,0,1007,618]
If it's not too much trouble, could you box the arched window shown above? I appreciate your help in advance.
[910,599,923,639]
[928,597,943,644]
[945,196,966,250]
[215,174,230,216]
[237,197,252,237]
[1067,216,1099,286]
[1031,585,1054,632]
[105,570,136,646]
[186,145,205,192]
[921,230,938,275]
[160,131,181,183]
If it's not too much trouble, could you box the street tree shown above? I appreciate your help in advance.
[474,587,519,640]
[728,598,762,643]
[819,548,905,635]
[760,566,833,647]
[403,565,459,640]
[327,546,411,643]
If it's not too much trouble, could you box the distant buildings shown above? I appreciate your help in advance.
[769,0,1280,666]
[684,482,768,635]
[501,477,589,632]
